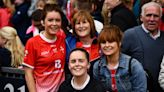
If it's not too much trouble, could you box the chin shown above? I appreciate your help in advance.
[73,74,83,77]
[72,72,84,77]
[50,32,57,35]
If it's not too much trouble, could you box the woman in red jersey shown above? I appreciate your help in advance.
[23,4,66,92]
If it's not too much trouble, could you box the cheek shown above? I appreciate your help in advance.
[75,25,79,30]
[68,63,72,70]
[57,22,62,27]
[100,44,105,49]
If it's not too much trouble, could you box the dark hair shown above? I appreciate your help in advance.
[43,4,62,20]
[42,3,69,34]
[0,0,5,8]
[72,10,97,38]
[69,48,90,62]
[31,9,44,21]
[98,25,123,46]
[90,0,104,11]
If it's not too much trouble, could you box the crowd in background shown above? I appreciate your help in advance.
[1,0,164,92]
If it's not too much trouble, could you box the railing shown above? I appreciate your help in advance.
[0,67,28,92]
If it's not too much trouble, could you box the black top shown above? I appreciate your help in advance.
[58,77,105,92]
[0,47,11,67]
[111,3,138,32]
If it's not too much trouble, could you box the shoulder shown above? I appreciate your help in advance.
[25,36,41,47]
[58,79,72,92]
[85,78,105,92]
[0,48,11,54]
[93,58,101,67]
[90,78,103,86]
[123,26,142,41]
[27,35,40,42]
[124,26,141,34]
[121,53,141,65]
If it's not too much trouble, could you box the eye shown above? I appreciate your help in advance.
[75,21,80,24]
[48,18,54,22]
[55,18,61,22]
[78,59,84,63]
[101,40,106,44]
[70,59,76,63]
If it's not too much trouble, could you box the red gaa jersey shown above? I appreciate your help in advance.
[23,32,66,92]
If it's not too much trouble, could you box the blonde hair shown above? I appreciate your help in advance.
[0,26,24,68]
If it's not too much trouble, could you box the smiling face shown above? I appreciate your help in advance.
[75,19,91,38]
[69,50,90,77]
[72,10,97,39]
[42,11,61,38]
[98,25,123,56]
[100,41,120,56]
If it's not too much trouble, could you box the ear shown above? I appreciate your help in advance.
[119,42,121,47]
[41,20,45,26]
[87,62,91,70]
[140,15,143,22]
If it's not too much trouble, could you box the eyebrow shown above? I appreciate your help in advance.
[145,14,159,17]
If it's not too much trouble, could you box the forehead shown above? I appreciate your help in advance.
[69,51,86,59]
[75,15,88,22]
[45,11,61,19]
[144,6,160,15]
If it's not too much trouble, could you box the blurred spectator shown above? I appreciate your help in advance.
[3,0,15,12]
[0,28,11,67]
[102,0,138,32]
[26,9,44,37]
[0,26,24,68]
[0,0,13,28]
[132,0,141,20]
[36,0,46,10]
[67,0,104,33]
[27,0,37,16]
[11,0,31,45]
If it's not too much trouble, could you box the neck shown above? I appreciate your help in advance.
[79,36,93,45]
[43,31,57,40]
[150,30,158,36]
[106,52,120,67]
[73,73,89,86]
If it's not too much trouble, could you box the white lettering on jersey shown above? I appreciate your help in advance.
[60,46,64,53]
[41,51,49,56]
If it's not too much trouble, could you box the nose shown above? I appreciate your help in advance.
[79,22,84,28]
[52,20,57,25]
[150,15,155,21]
[105,42,110,46]
[75,60,80,65]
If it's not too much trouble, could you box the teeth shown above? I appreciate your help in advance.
[78,28,86,32]
[104,47,112,51]
[74,68,81,71]
[51,26,58,30]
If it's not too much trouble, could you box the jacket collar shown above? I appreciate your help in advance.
[100,53,127,69]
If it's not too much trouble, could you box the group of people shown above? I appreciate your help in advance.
[1,0,164,92]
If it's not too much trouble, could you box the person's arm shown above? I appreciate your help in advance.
[92,61,99,80]
[24,66,36,92]
[159,56,164,90]
[130,58,147,92]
